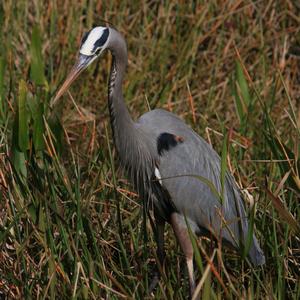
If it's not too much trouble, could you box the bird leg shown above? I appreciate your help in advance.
[149,211,165,292]
[170,212,196,298]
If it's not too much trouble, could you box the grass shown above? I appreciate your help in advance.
[0,1,299,299]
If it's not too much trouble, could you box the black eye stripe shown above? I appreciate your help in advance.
[94,48,101,55]
[92,28,109,52]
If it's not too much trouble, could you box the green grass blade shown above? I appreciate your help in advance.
[18,80,29,152]
[11,147,27,178]
[233,61,251,125]
[243,204,255,259]
[232,77,244,124]
[30,26,47,87]
[235,61,251,107]
[10,80,28,178]
[28,95,45,151]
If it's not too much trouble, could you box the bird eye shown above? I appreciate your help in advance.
[95,48,101,55]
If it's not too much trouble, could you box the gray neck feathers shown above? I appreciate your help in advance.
[108,55,132,148]
[107,31,157,195]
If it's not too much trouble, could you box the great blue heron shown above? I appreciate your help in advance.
[53,26,265,296]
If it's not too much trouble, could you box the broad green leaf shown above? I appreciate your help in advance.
[28,95,45,151]
[236,61,251,107]
[232,76,244,124]
[81,285,89,300]
[28,203,37,224]
[48,113,64,154]
[243,204,255,259]
[203,270,212,300]
[30,26,47,86]
[18,80,29,151]
[11,100,27,178]
[233,61,251,124]
[11,149,27,178]
[33,105,45,151]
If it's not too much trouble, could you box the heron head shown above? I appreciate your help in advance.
[79,27,109,57]
[52,26,110,106]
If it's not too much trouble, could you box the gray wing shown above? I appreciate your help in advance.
[137,109,265,265]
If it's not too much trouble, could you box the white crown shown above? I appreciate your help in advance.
[80,27,108,56]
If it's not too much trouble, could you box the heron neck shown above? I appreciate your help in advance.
[107,43,157,196]
[108,53,135,154]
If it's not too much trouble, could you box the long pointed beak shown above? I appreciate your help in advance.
[51,54,95,107]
